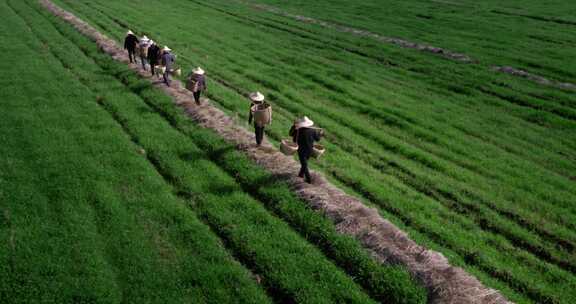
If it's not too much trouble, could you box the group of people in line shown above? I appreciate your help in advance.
[125,30,206,104]
[124,30,323,183]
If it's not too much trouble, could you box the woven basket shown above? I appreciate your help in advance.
[311,144,325,158]
[280,139,298,156]
[252,103,272,126]
[155,65,166,75]
[170,68,182,77]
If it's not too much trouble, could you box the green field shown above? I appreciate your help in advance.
[1,0,575,303]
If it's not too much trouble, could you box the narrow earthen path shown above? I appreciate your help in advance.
[40,0,513,303]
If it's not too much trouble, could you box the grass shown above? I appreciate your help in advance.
[1,0,427,303]
[46,0,576,302]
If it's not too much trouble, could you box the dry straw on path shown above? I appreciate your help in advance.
[39,0,513,302]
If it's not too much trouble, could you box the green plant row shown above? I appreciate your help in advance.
[0,1,272,303]
[45,0,576,302]
[27,1,429,302]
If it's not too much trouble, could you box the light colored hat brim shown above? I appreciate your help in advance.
[163,46,171,51]
[249,92,265,102]
[127,30,134,35]
[295,116,314,128]
[149,40,155,45]
[193,67,205,75]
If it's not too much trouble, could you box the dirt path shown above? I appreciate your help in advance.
[39,0,513,303]
[238,0,576,92]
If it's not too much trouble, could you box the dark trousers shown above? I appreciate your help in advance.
[150,63,156,75]
[193,91,202,104]
[163,71,171,86]
[254,124,264,145]
[128,50,136,63]
[298,150,311,182]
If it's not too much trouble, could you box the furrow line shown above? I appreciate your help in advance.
[38,0,513,303]
[236,0,576,92]
[16,3,278,302]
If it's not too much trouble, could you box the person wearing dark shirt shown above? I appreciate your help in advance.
[147,40,160,76]
[248,92,266,146]
[123,30,139,64]
[289,116,323,184]
[186,67,207,105]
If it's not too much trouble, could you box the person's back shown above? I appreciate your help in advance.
[124,34,138,51]
[296,128,321,156]
[139,40,149,56]
[148,44,160,62]
[162,52,174,69]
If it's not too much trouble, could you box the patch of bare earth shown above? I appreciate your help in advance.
[40,0,513,303]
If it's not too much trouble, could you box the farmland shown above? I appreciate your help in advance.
[1,0,576,303]
[0,0,425,303]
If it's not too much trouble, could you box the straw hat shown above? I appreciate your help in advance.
[295,116,314,129]
[141,35,150,41]
[249,91,265,103]
[126,30,134,35]
[163,46,171,52]
[192,67,205,75]
[149,40,155,45]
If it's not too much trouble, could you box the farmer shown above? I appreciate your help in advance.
[161,46,175,86]
[289,116,323,184]
[138,35,151,71]
[186,67,207,105]
[123,30,139,64]
[248,91,267,146]
[147,40,161,76]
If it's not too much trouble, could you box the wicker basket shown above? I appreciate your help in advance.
[252,103,272,126]
[155,65,166,75]
[280,139,298,156]
[170,68,182,77]
[311,144,325,158]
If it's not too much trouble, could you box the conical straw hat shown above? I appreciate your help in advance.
[192,67,205,75]
[249,91,265,102]
[295,116,314,129]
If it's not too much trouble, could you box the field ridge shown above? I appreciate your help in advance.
[38,0,514,303]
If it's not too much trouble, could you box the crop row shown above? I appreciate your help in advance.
[46,0,576,302]
[0,1,272,302]
[18,0,427,303]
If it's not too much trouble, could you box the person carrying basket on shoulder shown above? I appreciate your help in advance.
[161,46,175,87]
[248,92,271,146]
[289,116,324,184]
[138,35,151,71]
[124,30,139,64]
[186,67,207,105]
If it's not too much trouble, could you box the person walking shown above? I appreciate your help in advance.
[289,116,323,184]
[248,92,267,146]
[186,67,207,105]
[138,35,151,71]
[123,30,139,64]
[161,46,175,86]
[147,40,160,76]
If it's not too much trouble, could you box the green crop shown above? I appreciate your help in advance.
[1,0,428,303]
[47,0,576,302]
